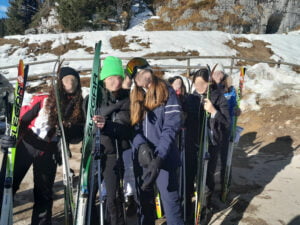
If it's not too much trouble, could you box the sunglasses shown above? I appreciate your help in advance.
[126,57,150,79]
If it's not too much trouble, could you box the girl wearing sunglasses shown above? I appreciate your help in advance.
[126,57,184,225]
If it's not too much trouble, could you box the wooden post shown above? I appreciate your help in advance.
[187,58,190,76]
[230,57,234,75]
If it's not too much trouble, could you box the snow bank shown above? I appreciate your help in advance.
[0,30,299,111]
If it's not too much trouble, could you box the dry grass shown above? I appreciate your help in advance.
[0,36,90,56]
[0,38,20,46]
[80,77,91,87]
[189,0,216,10]
[175,11,206,27]
[0,38,25,56]
[225,37,275,66]
[147,0,218,31]
[293,25,300,31]
[129,36,151,48]
[292,66,300,73]
[145,19,173,31]
[233,4,244,12]
[84,47,94,54]
[143,50,200,60]
[109,35,143,52]
[51,37,84,55]
[110,35,129,50]
[146,0,261,32]
[220,12,251,26]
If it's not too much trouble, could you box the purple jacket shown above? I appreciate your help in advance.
[132,87,182,169]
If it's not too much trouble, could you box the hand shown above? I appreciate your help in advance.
[0,135,16,152]
[63,121,72,128]
[56,127,62,137]
[92,115,106,129]
[234,107,241,116]
[141,156,163,191]
[204,98,216,115]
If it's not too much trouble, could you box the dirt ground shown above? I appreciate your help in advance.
[4,104,300,225]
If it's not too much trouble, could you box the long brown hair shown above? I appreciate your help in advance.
[45,78,83,128]
[130,74,169,125]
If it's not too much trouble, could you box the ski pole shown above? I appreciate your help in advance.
[95,108,104,225]
[113,112,127,224]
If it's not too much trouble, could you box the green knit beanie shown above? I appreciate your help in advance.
[100,56,125,80]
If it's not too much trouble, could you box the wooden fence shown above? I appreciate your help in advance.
[1,55,299,81]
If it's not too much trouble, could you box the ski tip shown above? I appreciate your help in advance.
[18,60,24,72]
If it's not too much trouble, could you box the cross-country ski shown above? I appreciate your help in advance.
[0,2,299,224]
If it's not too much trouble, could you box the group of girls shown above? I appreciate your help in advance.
[0,56,240,225]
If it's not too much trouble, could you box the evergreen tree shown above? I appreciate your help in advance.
[57,0,132,31]
[0,18,7,37]
[5,0,40,34]
[57,0,87,31]
[5,0,26,34]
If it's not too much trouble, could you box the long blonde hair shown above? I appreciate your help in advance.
[130,74,169,125]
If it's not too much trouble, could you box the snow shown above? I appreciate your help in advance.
[0,23,299,112]
[238,42,253,48]
[128,0,154,31]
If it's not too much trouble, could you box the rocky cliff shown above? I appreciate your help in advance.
[145,0,300,33]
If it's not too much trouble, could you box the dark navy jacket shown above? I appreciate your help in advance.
[184,88,230,152]
[132,87,182,169]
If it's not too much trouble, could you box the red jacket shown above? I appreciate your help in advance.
[20,93,56,143]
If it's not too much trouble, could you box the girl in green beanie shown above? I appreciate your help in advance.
[91,56,134,225]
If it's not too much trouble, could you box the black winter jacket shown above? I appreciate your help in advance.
[91,87,133,154]
[183,88,230,152]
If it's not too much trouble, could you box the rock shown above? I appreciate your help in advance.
[146,0,300,34]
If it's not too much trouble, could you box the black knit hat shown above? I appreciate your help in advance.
[59,67,80,81]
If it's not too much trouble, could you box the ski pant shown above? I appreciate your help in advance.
[184,147,197,223]
[206,137,229,194]
[0,140,57,225]
[122,149,136,198]
[103,154,125,225]
[91,154,125,225]
[184,137,229,220]
[133,152,184,225]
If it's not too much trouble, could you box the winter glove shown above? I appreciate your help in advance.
[138,143,154,168]
[141,156,163,191]
[54,142,63,166]
[0,135,16,153]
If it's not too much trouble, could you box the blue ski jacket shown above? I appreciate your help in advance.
[132,86,182,169]
[224,86,237,130]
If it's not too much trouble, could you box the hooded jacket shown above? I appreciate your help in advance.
[132,87,182,169]
[90,87,132,154]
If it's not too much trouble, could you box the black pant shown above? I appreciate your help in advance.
[91,154,125,225]
[0,140,57,225]
[133,151,183,225]
[185,138,229,220]
[184,147,197,222]
[206,140,229,193]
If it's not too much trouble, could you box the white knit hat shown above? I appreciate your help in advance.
[214,63,224,73]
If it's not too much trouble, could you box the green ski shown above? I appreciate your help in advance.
[75,41,102,225]
[52,60,75,224]
[221,67,246,202]
[0,60,28,225]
